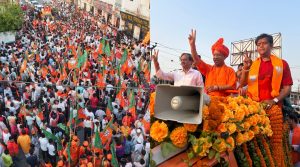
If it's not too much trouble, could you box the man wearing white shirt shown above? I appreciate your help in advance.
[47,139,56,165]
[39,133,49,160]
[153,51,204,87]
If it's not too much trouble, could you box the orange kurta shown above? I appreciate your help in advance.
[196,60,236,97]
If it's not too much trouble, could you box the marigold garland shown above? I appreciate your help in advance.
[183,123,198,133]
[242,143,252,167]
[260,136,275,167]
[253,139,267,167]
[256,137,271,167]
[266,105,285,167]
[150,120,168,142]
[170,127,188,148]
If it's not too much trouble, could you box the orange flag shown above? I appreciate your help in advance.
[20,58,27,73]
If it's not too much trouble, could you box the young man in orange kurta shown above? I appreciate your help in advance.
[188,29,236,97]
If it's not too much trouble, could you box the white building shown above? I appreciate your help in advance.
[72,0,149,40]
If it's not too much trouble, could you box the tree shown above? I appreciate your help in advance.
[0,4,24,32]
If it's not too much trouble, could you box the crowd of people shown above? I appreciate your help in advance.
[0,0,151,166]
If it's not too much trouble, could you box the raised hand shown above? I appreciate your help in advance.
[188,29,196,46]
[152,50,159,63]
[243,52,252,70]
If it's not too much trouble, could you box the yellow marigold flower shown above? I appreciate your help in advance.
[170,127,188,148]
[183,123,198,132]
[265,128,273,137]
[243,132,249,142]
[235,108,245,121]
[240,104,250,117]
[193,138,212,157]
[213,138,227,153]
[236,133,244,145]
[226,137,235,151]
[226,123,237,134]
[150,121,168,142]
[243,122,251,130]
[247,130,255,141]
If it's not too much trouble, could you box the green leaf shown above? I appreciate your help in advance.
[215,152,221,162]
[208,149,216,159]
[161,141,181,158]
[188,152,194,160]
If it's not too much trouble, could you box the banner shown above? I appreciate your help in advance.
[120,11,149,31]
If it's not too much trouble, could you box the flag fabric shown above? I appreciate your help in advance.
[104,41,111,56]
[98,38,105,54]
[106,98,113,119]
[129,90,136,108]
[41,129,58,141]
[20,55,27,73]
[120,49,128,65]
[94,127,103,149]
[77,50,88,69]
[110,141,119,167]
[57,123,69,135]
[67,58,77,70]
[96,73,106,89]
[129,90,137,119]
[67,142,71,162]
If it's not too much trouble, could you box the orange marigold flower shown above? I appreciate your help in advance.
[217,123,227,133]
[170,127,188,148]
[183,123,198,132]
[252,125,260,134]
[226,136,235,151]
[202,120,211,132]
[150,121,168,142]
[247,130,255,141]
[203,105,209,119]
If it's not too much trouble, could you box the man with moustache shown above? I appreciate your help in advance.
[152,50,204,87]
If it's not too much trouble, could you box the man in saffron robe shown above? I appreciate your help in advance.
[188,29,237,96]
[240,33,293,167]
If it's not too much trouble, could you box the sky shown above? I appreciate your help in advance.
[150,0,300,92]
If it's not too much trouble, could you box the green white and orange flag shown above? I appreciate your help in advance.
[98,38,105,55]
[128,90,136,119]
[104,41,111,57]
[106,97,114,119]
[77,50,88,69]
[110,141,119,167]
[94,127,103,149]
[120,49,128,65]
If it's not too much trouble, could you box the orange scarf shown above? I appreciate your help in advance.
[248,55,283,101]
